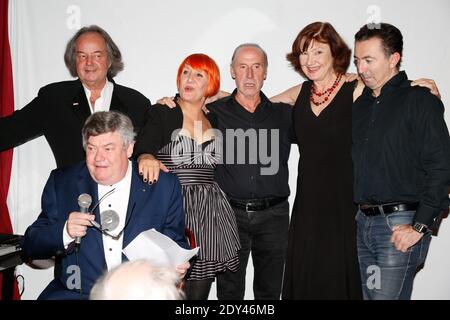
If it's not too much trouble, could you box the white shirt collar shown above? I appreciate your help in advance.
[82,79,114,114]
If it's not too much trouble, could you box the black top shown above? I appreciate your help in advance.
[352,71,450,226]
[133,100,217,157]
[283,80,362,299]
[0,79,151,168]
[206,89,294,199]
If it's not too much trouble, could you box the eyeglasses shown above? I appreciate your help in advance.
[88,188,134,240]
[91,219,130,240]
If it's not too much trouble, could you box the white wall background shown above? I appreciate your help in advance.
[6,0,450,300]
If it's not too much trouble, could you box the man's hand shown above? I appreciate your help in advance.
[66,211,95,240]
[156,90,230,109]
[138,154,169,184]
[175,261,190,279]
[205,90,230,104]
[390,224,424,253]
[156,96,176,108]
[411,78,441,99]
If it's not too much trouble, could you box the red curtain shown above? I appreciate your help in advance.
[0,0,20,300]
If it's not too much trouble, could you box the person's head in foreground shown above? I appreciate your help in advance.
[90,260,184,300]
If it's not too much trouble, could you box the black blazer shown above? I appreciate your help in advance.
[0,79,151,168]
[133,102,217,157]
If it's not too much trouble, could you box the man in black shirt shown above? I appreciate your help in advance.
[353,23,450,300]
[209,44,293,300]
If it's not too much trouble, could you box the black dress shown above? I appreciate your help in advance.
[134,104,240,281]
[282,81,362,299]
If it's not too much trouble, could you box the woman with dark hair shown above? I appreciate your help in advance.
[134,54,240,300]
[272,22,364,299]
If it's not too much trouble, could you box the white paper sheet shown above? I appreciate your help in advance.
[123,229,199,267]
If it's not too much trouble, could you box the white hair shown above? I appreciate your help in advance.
[90,260,184,300]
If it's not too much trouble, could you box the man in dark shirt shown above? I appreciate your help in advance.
[208,43,293,300]
[353,23,450,300]
[0,25,150,169]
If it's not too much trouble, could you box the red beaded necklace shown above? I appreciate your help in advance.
[310,74,342,106]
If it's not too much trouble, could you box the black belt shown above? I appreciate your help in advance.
[229,197,287,212]
[359,202,418,216]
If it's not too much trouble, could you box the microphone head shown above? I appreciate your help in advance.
[78,193,92,209]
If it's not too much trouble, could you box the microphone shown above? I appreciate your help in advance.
[75,193,92,245]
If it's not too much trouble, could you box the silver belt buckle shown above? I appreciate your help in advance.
[245,202,255,213]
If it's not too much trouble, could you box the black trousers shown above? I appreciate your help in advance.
[216,201,289,300]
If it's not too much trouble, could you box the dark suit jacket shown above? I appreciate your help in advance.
[0,79,150,168]
[21,161,187,300]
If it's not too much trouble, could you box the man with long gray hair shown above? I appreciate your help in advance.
[0,25,150,169]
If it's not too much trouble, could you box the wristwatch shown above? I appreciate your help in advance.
[412,222,429,234]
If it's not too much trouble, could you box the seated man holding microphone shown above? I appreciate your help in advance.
[21,111,189,299]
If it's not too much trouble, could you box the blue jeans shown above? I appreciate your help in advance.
[356,209,431,300]
[216,201,289,300]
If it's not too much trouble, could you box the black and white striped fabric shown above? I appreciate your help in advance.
[158,134,240,280]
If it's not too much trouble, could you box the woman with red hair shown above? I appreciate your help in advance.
[274,22,439,300]
[272,22,363,300]
[134,54,240,300]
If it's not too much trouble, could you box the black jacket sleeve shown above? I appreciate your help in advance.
[133,104,183,157]
[0,87,50,151]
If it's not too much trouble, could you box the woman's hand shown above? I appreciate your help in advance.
[138,154,169,184]
[345,72,360,82]
[411,78,441,99]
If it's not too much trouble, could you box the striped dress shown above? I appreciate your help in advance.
[157,134,240,280]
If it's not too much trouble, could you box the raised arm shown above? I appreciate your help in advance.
[0,89,47,152]
[270,84,302,105]
[156,90,231,109]
[354,77,442,102]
